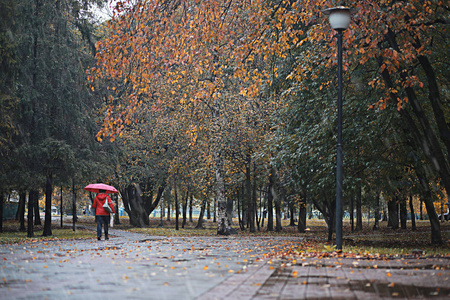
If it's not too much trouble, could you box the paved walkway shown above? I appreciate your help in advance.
[1,227,449,299]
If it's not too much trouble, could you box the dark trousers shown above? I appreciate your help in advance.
[96,215,110,238]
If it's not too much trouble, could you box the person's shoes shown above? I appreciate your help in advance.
[105,236,109,240]
[97,237,101,240]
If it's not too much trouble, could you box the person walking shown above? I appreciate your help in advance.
[92,189,115,240]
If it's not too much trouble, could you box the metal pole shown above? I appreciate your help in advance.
[336,29,344,251]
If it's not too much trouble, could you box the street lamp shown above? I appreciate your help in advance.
[322,6,353,251]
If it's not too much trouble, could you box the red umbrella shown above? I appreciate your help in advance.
[84,183,118,194]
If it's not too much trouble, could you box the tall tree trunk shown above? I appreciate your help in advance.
[213,195,217,223]
[226,196,234,228]
[416,54,450,155]
[166,193,171,222]
[60,186,63,228]
[297,191,307,233]
[43,174,53,236]
[122,185,147,228]
[0,191,4,232]
[237,190,244,231]
[261,188,266,228]
[409,195,416,231]
[195,199,206,229]
[189,195,193,223]
[289,199,296,226]
[350,195,354,232]
[33,193,41,225]
[275,193,282,232]
[373,192,380,231]
[377,37,450,198]
[174,178,179,231]
[415,162,442,244]
[253,178,259,232]
[326,196,335,242]
[72,178,76,231]
[382,201,388,221]
[241,186,248,228]
[159,195,164,227]
[18,191,26,231]
[400,196,407,230]
[267,173,275,232]
[387,198,399,230]
[182,191,188,229]
[246,156,255,233]
[355,186,363,231]
[27,190,38,238]
[215,150,232,235]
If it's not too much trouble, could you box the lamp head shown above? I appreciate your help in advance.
[322,6,353,31]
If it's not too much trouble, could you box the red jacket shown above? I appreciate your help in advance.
[92,193,115,215]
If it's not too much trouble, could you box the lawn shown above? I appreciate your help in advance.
[1,216,449,257]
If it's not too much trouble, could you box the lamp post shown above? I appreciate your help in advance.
[322,7,352,251]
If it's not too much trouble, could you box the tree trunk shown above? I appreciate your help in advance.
[267,172,275,232]
[409,195,416,231]
[246,157,255,233]
[297,192,307,233]
[253,179,259,232]
[195,199,206,229]
[237,190,244,231]
[380,31,450,199]
[174,179,179,231]
[226,196,234,228]
[207,201,211,220]
[400,196,407,230]
[18,191,26,231]
[326,196,335,242]
[122,185,147,228]
[275,192,282,232]
[415,162,442,244]
[33,193,41,225]
[182,191,188,229]
[43,174,53,236]
[213,195,217,223]
[215,150,232,235]
[72,179,76,231]
[387,198,399,230]
[355,186,363,231]
[27,190,38,238]
[289,199,296,226]
[159,196,164,227]
[382,202,388,221]
[60,186,63,228]
[0,191,4,232]
[416,54,450,155]
[373,192,380,230]
[189,195,193,223]
[350,195,354,232]
[166,193,171,221]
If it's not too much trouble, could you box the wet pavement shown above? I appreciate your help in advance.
[1,227,449,299]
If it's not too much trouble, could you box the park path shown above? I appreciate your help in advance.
[1,227,449,299]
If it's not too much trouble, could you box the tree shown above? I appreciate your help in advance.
[89,0,448,242]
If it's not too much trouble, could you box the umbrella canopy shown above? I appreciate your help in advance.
[84,183,118,194]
